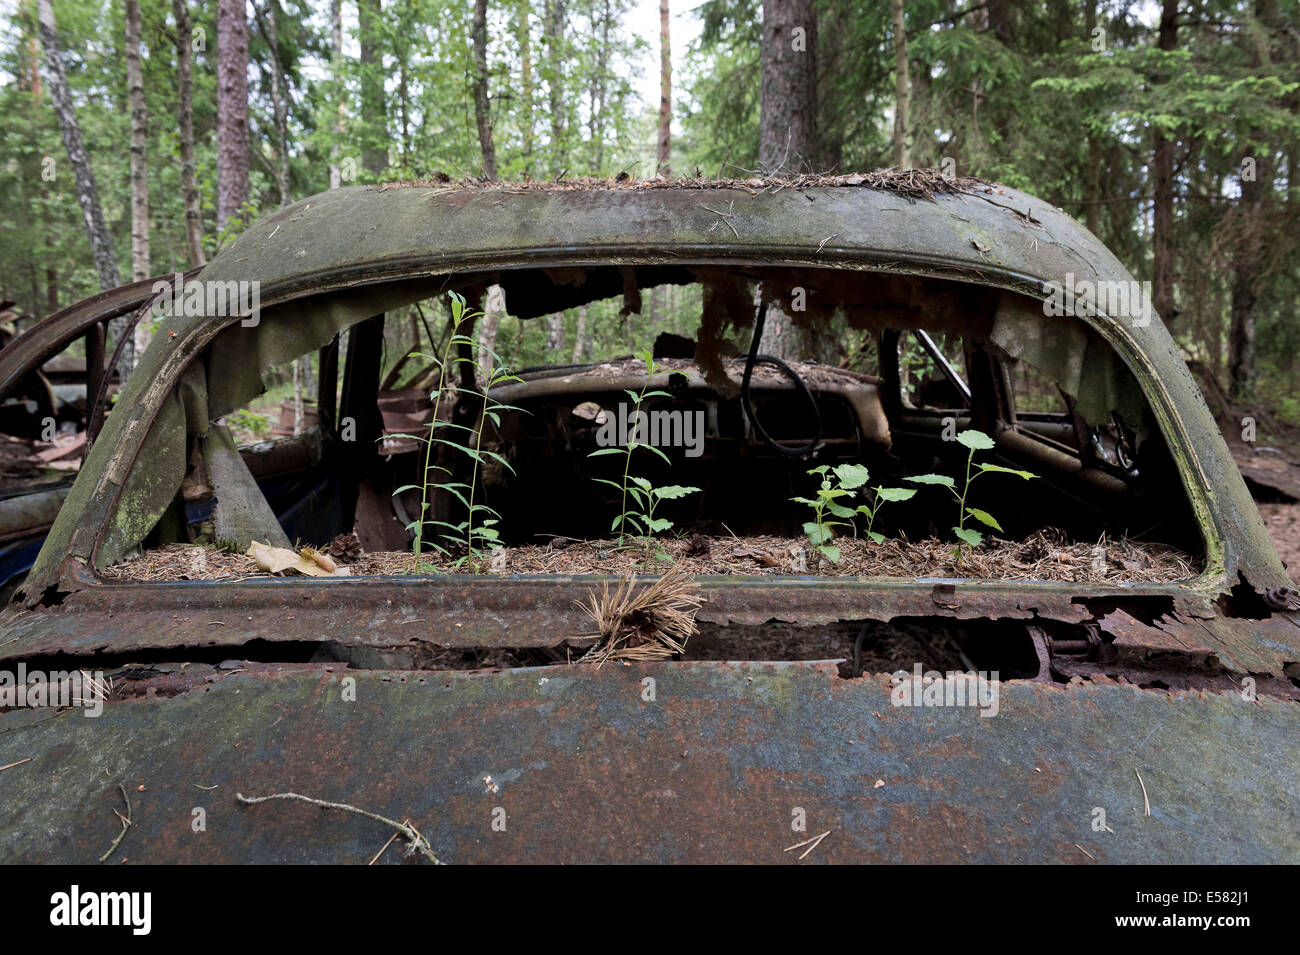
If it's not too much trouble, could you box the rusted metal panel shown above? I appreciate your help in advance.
[0,663,1295,863]
[2,565,1217,662]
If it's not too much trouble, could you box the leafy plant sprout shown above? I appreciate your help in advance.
[588,349,699,551]
[905,428,1037,555]
[792,463,915,563]
[792,463,866,564]
[389,291,525,568]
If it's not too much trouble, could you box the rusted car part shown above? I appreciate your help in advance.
[2,177,1298,865]
[0,276,197,590]
[0,663,1296,863]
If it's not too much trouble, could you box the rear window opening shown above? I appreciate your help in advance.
[98,265,1205,585]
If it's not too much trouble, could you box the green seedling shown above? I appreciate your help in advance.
[389,291,526,568]
[589,350,699,552]
[905,428,1037,554]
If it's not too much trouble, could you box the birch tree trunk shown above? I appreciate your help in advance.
[173,0,205,265]
[479,285,505,384]
[37,0,131,371]
[572,305,588,363]
[546,314,565,356]
[216,0,251,233]
[36,0,120,293]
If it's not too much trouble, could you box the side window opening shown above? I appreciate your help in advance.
[100,267,1204,586]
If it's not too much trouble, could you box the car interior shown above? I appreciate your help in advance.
[92,264,1202,579]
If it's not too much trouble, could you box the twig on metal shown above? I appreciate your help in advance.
[98,783,132,863]
[784,829,830,860]
[236,791,442,864]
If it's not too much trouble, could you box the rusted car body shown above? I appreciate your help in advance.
[1,178,1297,863]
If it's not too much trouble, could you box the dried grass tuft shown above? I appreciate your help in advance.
[575,564,703,666]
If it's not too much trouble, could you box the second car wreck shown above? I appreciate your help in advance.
[2,176,1298,863]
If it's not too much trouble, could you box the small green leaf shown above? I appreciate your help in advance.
[867,531,886,544]
[956,429,996,451]
[953,527,984,548]
[976,463,1038,480]
[833,463,871,489]
[587,447,626,458]
[630,476,652,490]
[875,486,916,502]
[816,545,842,564]
[965,507,1003,531]
[803,522,833,545]
[645,517,674,533]
[652,485,700,500]
[826,502,856,519]
[906,473,956,488]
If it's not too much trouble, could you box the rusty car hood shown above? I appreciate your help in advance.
[0,661,1296,863]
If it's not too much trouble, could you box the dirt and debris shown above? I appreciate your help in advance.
[377,168,997,203]
[101,529,1197,583]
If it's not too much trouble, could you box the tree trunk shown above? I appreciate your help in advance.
[546,314,565,355]
[471,0,498,179]
[329,0,344,188]
[253,3,291,207]
[479,285,505,384]
[125,0,151,361]
[1151,0,1178,326]
[891,0,910,169]
[572,305,587,363]
[36,0,120,293]
[759,0,816,175]
[757,0,815,360]
[657,0,671,175]
[517,6,534,169]
[544,0,567,174]
[358,0,388,177]
[172,0,204,265]
[216,0,251,233]
[125,0,149,283]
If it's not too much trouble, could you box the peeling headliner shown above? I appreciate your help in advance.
[11,179,1292,620]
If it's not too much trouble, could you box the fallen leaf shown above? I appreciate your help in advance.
[247,541,349,577]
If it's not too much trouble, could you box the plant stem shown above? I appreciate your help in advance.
[415,315,458,554]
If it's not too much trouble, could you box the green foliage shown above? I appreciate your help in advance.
[592,348,702,561]
[389,291,524,569]
[906,429,1037,555]
[792,462,917,562]
[590,350,699,556]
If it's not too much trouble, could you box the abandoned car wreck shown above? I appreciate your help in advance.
[1,177,1297,863]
